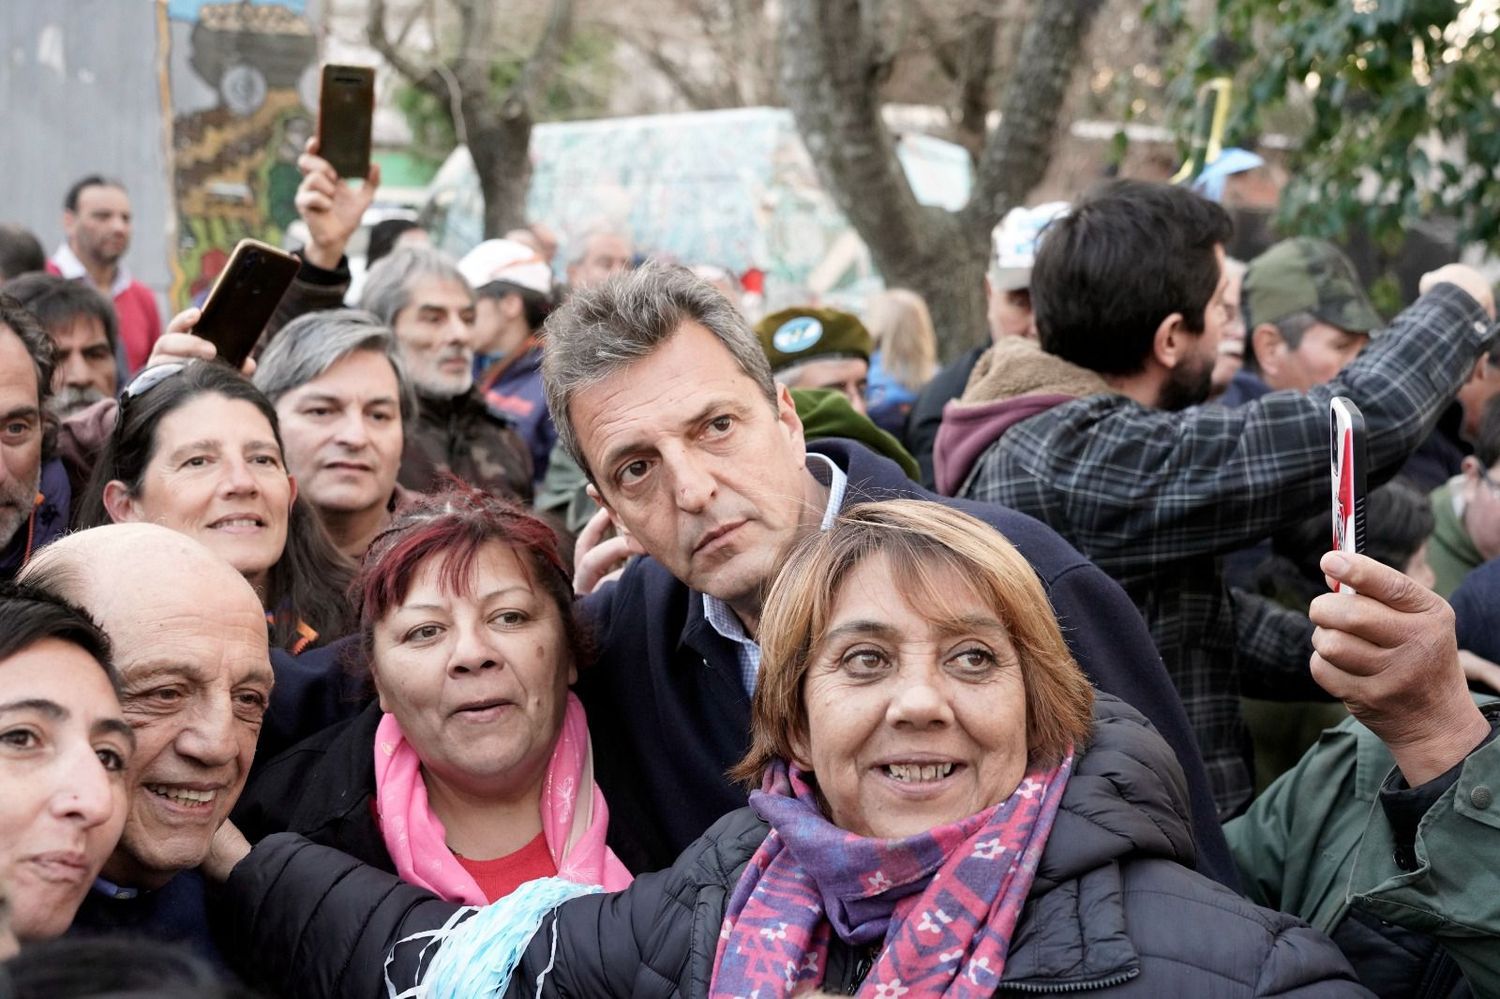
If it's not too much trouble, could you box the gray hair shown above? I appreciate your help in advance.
[252,309,418,421]
[358,246,472,327]
[1244,309,1318,375]
[566,223,632,268]
[542,261,775,477]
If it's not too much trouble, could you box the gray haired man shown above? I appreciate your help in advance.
[253,309,416,559]
[541,262,1237,884]
[564,224,632,293]
[358,247,533,501]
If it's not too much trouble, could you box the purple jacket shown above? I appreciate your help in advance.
[933,393,1074,496]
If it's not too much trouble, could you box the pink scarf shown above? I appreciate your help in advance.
[711,753,1072,998]
[373,692,632,904]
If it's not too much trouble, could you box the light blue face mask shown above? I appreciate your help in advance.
[384,876,602,998]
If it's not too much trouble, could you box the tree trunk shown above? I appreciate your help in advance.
[961,0,1105,232]
[881,211,989,361]
[780,0,983,359]
[369,0,573,240]
[780,0,1103,362]
[466,100,535,237]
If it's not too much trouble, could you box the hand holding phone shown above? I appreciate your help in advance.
[1330,396,1367,594]
[193,239,300,369]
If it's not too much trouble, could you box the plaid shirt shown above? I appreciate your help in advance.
[961,285,1495,816]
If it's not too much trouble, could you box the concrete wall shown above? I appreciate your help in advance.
[1,2,175,307]
[1,0,323,312]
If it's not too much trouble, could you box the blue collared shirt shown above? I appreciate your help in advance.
[90,873,139,900]
[702,453,848,694]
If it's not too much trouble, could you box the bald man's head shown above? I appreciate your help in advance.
[23,523,259,613]
[21,523,273,888]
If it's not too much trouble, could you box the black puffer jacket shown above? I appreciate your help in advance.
[232,702,394,872]
[216,697,1370,998]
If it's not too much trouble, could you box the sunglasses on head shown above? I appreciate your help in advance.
[119,362,187,404]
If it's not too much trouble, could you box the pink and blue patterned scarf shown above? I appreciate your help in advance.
[710,752,1072,998]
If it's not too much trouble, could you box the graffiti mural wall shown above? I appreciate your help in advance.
[160,0,320,306]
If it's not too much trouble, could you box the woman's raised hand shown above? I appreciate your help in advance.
[143,307,255,376]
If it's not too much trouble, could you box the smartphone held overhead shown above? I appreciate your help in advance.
[1329,396,1367,594]
[317,64,375,180]
[193,239,300,369]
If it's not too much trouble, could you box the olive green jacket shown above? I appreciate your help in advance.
[1428,481,1481,599]
[1226,700,1500,995]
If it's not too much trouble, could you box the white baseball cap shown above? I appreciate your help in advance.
[458,239,553,296]
[989,201,1070,292]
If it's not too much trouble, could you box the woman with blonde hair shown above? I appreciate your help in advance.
[204,500,1367,998]
[864,289,939,436]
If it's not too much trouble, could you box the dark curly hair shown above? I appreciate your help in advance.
[0,292,58,457]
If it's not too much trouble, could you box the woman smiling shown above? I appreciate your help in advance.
[78,361,353,652]
[0,584,131,949]
[228,486,629,907]
[206,500,1369,998]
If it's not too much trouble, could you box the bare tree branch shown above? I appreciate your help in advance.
[910,2,962,83]
[781,0,929,258]
[367,0,448,99]
[860,0,900,86]
[780,0,993,359]
[510,0,576,110]
[961,0,1105,236]
[612,29,737,109]
[950,5,1001,159]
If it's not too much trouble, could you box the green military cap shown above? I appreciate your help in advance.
[755,307,873,373]
[791,387,920,480]
[1243,237,1383,334]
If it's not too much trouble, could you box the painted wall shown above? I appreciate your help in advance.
[1,0,321,311]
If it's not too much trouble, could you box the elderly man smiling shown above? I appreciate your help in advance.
[20,522,272,959]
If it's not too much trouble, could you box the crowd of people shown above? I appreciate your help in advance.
[1,135,1498,999]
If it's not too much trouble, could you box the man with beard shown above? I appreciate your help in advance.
[0,295,69,581]
[4,273,122,417]
[937,180,1497,819]
[47,177,160,373]
[358,247,533,502]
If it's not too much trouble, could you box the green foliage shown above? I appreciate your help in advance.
[1152,0,1500,252]
[394,26,617,168]
[395,84,458,168]
[490,26,616,122]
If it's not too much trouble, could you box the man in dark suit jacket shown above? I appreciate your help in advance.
[544,262,1237,886]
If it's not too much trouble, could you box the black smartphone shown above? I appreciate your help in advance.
[194,239,300,369]
[1330,396,1368,593]
[317,64,375,180]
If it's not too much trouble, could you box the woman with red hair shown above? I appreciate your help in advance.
[230,485,630,905]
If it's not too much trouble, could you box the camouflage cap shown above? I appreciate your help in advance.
[1243,237,1383,334]
[755,307,873,373]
